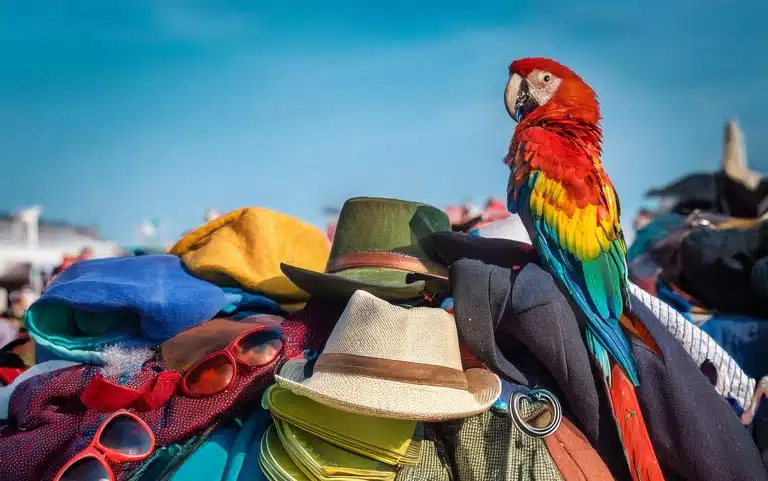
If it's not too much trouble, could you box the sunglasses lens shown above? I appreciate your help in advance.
[233,329,283,366]
[98,414,153,456]
[185,353,235,396]
[58,456,110,481]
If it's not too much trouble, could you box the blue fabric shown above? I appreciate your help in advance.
[701,315,768,379]
[170,424,239,481]
[26,255,231,356]
[222,408,270,481]
[656,281,695,321]
[220,288,283,320]
[33,337,107,365]
[171,408,269,481]
[627,213,685,261]
[439,296,454,310]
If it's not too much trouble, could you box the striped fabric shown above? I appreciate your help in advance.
[630,283,755,410]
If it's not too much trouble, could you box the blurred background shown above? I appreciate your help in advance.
[1,1,767,305]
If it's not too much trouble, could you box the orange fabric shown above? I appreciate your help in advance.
[620,312,663,358]
[545,417,615,481]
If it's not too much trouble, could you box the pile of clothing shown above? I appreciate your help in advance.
[0,197,766,481]
[629,120,768,388]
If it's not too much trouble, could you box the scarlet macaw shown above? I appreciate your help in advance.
[503,57,664,481]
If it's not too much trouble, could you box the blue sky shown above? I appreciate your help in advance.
[0,1,766,245]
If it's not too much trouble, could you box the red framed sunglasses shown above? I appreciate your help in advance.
[180,316,284,397]
[53,410,155,481]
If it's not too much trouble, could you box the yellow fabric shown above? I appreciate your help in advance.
[260,425,311,481]
[170,207,330,304]
[266,385,422,466]
[275,419,396,481]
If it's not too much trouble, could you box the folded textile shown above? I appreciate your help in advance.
[266,385,422,466]
[0,360,79,420]
[627,213,686,262]
[274,419,396,481]
[25,255,232,362]
[678,221,768,317]
[170,207,330,311]
[126,425,217,481]
[169,407,271,481]
[630,283,755,410]
[171,424,240,481]
[221,288,283,319]
[397,389,615,481]
[0,299,339,481]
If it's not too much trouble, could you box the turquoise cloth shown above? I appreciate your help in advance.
[127,426,216,481]
[627,213,685,261]
[171,408,270,481]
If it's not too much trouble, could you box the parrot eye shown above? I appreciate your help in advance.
[543,74,552,82]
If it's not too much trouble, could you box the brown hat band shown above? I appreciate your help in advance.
[313,352,469,391]
[325,252,448,280]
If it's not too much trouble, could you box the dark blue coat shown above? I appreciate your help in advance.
[447,254,767,481]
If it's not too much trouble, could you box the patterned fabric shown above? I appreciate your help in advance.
[630,282,755,409]
[397,405,564,481]
[0,299,340,481]
[394,425,452,481]
[451,409,563,481]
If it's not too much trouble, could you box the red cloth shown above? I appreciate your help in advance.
[0,299,341,481]
[80,371,181,412]
[0,367,25,385]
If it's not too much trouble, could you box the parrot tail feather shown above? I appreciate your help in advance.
[586,330,611,379]
[620,311,664,360]
[610,363,665,481]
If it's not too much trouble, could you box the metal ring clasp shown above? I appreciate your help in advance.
[510,389,562,438]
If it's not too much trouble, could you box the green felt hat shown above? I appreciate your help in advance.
[281,197,451,300]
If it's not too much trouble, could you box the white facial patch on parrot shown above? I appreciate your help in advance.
[527,70,562,107]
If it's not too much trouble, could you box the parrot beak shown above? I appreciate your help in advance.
[504,73,536,123]
[505,73,524,122]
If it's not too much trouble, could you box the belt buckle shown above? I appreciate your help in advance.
[509,389,562,438]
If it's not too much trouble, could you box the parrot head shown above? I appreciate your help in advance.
[504,57,600,126]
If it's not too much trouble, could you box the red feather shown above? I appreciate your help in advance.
[610,364,665,481]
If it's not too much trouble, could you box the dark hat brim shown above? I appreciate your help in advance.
[280,263,430,301]
[426,231,538,270]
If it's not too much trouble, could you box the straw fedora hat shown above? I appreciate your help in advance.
[275,290,501,421]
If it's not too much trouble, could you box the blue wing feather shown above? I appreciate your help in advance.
[518,171,639,385]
